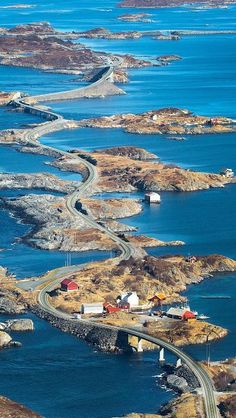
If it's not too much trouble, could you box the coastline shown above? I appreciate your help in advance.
[0,4,235,416]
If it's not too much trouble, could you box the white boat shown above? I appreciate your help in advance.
[198,314,210,320]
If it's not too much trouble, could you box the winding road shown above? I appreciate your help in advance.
[10,68,218,418]
[12,66,136,261]
[38,274,219,418]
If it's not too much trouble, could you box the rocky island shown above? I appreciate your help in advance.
[78,107,236,135]
[118,13,154,22]
[118,0,236,8]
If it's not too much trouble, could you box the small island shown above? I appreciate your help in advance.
[118,13,154,22]
[118,0,236,8]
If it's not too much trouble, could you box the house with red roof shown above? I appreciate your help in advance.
[60,278,78,292]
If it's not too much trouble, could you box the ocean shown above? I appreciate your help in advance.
[0,1,235,416]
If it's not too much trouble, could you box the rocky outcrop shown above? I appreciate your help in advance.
[0,173,79,194]
[0,396,41,418]
[94,146,157,160]
[5,319,34,332]
[0,331,12,348]
[160,363,200,393]
[80,198,142,220]
[0,292,26,314]
[166,375,189,392]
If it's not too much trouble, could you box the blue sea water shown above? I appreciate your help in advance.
[0,1,236,417]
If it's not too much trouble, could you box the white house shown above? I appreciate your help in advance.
[119,292,139,308]
[145,192,161,204]
[220,168,234,178]
[81,302,104,315]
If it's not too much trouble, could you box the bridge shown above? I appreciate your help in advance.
[9,67,219,418]
[37,273,219,418]
[142,29,236,36]
[26,65,123,103]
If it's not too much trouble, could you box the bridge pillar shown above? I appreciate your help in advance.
[176,358,182,368]
[137,337,143,352]
[159,347,165,363]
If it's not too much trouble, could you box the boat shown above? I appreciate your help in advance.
[200,295,231,299]
[197,314,210,320]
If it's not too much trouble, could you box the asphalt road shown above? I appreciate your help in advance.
[11,67,218,418]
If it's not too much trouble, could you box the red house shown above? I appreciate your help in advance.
[60,279,78,292]
[103,303,121,314]
[182,311,196,321]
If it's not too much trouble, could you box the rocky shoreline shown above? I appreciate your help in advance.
[0,396,41,418]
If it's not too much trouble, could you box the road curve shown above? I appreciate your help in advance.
[38,275,219,418]
[10,68,218,418]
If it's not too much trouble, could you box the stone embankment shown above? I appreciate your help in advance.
[31,305,130,352]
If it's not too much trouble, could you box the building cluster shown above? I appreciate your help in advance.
[59,279,200,322]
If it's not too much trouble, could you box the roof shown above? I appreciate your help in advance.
[166,307,187,317]
[81,302,104,308]
[61,279,77,286]
[183,310,196,319]
[149,292,166,301]
[145,192,161,197]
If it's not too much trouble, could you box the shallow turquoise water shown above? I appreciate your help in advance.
[0,1,236,417]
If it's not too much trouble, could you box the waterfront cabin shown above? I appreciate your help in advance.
[166,307,196,321]
[145,192,161,204]
[117,291,139,309]
[60,279,78,292]
[81,302,104,315]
